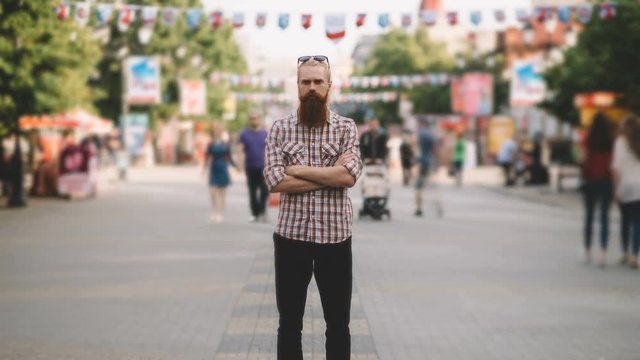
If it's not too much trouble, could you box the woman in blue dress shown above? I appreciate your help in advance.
[203,123,236,223]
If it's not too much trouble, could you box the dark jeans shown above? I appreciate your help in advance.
[500,162,513,186]
[273,233,352,360]
[619,201,640,256]
[583,179,613,251]
[246,168,268,217]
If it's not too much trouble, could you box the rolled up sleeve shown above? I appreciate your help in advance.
[342,121,364,181]
[263,121,286,191]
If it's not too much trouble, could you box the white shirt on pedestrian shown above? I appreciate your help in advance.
[612,136,640,203]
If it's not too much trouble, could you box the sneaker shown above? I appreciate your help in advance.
[248,216,257,223]
[629,256,639,269]
[414,209,423,217]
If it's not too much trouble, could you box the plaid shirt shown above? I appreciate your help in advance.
[263,111,363,244]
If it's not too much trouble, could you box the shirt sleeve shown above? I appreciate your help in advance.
[263,122,286,191]
[612,137,623,171]
[342,121,364,181]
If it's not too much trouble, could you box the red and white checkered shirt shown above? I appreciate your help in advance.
[263,111,363,244]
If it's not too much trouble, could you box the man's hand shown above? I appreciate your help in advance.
[337,151,357,167]
[285,165,303,177]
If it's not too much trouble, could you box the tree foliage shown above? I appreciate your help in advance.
[542,0,640,125]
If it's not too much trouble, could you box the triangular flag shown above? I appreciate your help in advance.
[278,13,290,30]
[534,7,550,23]
[55,3,70,20]
[162,8,179,27]
[470,11,482,26]
[494,10,506,23]
[576,4,593,24]
[600,3,616,21]
[326,14,346,42]
[256,13,267,28]
[141,6,158,27]
[74,2,90,26]
[516,8,530,23]
[301,14,312,29]
[117,6,136,32]
[447,12,458,26]
[401,13,412,28]
[356,13,367,27]
[209,11,223,29]
[378,13,390,28]
[186,9,202,30]
[557,6,572,24]
[96,4,113,27]
[232,13,245,29]
[420,10,438,26]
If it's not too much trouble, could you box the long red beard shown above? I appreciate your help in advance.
[298,92,328,128]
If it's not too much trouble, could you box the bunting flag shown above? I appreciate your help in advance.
[576,4,593,24]
[186,9,202,30]
[278,13,290,30]
[447,12,458,26]
[557,6,572,24]
[494,10,506,23]
[420,10,438,26]
[600,3,616,21]
[55,3,70,20]
[232,13,245,29]
[256,12,267,28]
[534,7,550,23]
[74,2,90,26]
[141,6,158,27]
[470,11,482,26]
[117,6,135,32]
[401,13,412,28]
[209,11,223,29]
[356,13,367,27]
[515,8,529,23]
[95,4,113,27]
[301,14,312,29]
[378,13,390,28]
[162,8,179,27]
[326,14,346,42]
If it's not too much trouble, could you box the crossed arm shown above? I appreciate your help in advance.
[271,152,359,193]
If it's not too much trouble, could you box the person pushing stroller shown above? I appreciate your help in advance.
[358,118,391,220]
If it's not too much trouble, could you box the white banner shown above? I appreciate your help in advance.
[510,59,546,107]
[124,56,161,105]
[179,79,207,116]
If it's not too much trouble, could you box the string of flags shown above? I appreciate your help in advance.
[231,91,399,104]
[56,2,621,43]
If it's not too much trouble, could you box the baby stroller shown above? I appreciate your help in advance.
[358,164,391,220]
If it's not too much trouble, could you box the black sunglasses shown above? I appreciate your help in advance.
[297,55,330,68]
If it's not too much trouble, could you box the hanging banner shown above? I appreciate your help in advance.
[256,12,267,28]
[186,9,202,29]
[378,13,390,28]
[557,6,572,23]
[117,6,136,32]
[356,13,367,27]
[510,59,546,107]
[421,11,438,26]
[576,4,593,24]
[74,3,90,26]
[231,13,244,29]
[210,11,223,29]
[450,77,464,113]
[56,3,70,20]
[326,14,346,42]
[516,8,529,23]
[124,56,161,105]
[600,3,616,21]
[96,4,113,26]
[401,13,412,28]
[461,73,493,116]
[141,6,158,27]
[161,7,179,27]
[301,14,312,29]
[278,13,290,29]
[179,80,207,116]
[534,7,550,23]
[447,12,458,26]
[470,11,482,26]
[494,10,506,23]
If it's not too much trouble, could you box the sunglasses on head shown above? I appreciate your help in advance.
[297,55,330,68]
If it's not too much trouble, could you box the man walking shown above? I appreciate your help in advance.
[497,136,518,187]
[263,55,363,360]
[238,114,269,222]
[415,120,437,216]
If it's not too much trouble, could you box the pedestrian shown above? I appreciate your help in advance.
[611,114,640,269]
[414,121,436,216]
[497,136,518,187]
[263,55,363,360]
[581,113,615,266]
[238,113,269,222]
[399,130,415,187]
[451,131,465,187]
[359,117,388,165]
[203,122,236,223]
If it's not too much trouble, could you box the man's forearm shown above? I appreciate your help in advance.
[271,174,326,193]
[289,165,355,188]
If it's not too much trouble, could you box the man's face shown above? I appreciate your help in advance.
[297,65,331,100]
[369,119,379,132]
[249,116,260,129]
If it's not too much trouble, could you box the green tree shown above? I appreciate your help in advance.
[542,0,640,125]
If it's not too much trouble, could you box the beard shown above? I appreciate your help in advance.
[298,91,329,128]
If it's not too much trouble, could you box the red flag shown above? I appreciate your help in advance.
[301,14,312,29]
[326,14,346,42]
[356,13,367,27]
[447,12,458,26]
[256,12,266,28]
[600,3,616,21]
[56,4,70,20]
[209,11,223,29]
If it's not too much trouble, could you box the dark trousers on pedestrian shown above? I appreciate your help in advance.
[500,162,513,186]
[273,233,352,360]
[619,200,640,256]
[583,179,613,251]
[246,168,268,218]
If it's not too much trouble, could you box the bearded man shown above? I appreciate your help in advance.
[263,55,363,360]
